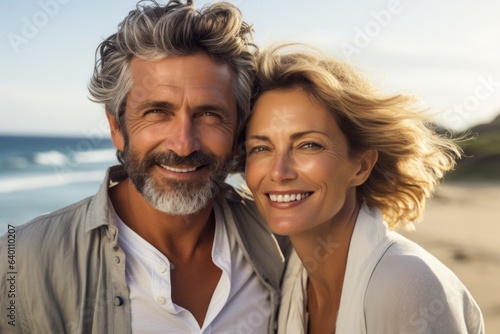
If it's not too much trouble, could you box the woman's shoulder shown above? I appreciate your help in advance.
[363,233,484,333]
[367,232,472,301]
[374,233,457,283]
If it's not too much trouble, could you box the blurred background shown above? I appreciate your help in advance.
[1,0,499,331]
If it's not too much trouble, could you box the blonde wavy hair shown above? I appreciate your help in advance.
[88,0,256,137]
[242,44,462,229]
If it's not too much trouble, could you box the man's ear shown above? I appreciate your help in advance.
[351,149,378,187]
[106,111,125,152]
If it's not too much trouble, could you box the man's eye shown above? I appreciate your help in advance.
[196,111,224,125]
[199,111,222,118]
[145,109,163,115]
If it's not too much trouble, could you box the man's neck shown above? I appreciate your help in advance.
[109,178,216,261]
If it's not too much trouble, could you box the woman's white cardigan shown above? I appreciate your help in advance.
[278,205,484,334]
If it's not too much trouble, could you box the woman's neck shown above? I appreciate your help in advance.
[290,193,360,305]
[290,194,361,334]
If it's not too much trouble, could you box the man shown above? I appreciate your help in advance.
[0,1,287,333]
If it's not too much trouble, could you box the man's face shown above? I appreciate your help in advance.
[111,53,238,215]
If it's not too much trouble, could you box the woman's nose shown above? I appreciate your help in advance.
[270,152,298,183]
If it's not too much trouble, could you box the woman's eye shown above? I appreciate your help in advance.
[247,146,267,155]
[299,142,322,150]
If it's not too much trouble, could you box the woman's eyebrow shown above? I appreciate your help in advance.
[247,130,328,141]
[290,130,328,140]
[246,135,270,141]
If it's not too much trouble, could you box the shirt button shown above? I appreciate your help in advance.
[157,265,167,273]
[114,256,121,264]
[156,297,166,305]
[114,296,124,306]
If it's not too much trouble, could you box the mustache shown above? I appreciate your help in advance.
[144,151,216,168]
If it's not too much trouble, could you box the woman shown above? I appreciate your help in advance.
[242,45,484,333]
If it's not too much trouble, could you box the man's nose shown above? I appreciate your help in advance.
[165,114,201,157]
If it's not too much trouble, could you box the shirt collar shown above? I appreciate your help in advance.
[212,201,232,276]
[85,165,127,237]
[85,165,242,246]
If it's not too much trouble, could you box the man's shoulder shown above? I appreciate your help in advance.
[0,193,115,333]
[219,182,263,223]
[220,183,282,241]
[1,196,94,251]
[219,183,291,260]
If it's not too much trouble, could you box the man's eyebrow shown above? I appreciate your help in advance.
[136,101,175,111]
[136,101,232,116]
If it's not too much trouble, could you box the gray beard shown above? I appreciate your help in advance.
[141,176,220,216]
[119,134,232,216]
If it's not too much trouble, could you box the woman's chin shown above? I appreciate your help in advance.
[266,219,306,236]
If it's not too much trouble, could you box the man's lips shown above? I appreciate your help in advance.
[160,165,197,173]
[159,164,208,173]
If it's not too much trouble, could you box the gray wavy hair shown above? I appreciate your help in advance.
[88,0,256,135]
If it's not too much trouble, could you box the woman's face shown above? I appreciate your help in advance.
[245,88,369,236]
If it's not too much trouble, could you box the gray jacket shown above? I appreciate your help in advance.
[0,165,288,333]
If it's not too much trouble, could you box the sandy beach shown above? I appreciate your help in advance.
[399,182,500,333]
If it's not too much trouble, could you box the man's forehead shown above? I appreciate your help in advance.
[129,54,234,87]
[126,55,237,112]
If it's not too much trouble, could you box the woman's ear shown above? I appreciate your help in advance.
[351,149,378,187]
[106,111,125,152]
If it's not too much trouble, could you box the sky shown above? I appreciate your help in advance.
[1,0,499,137]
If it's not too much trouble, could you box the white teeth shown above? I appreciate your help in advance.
[161,165,197,173]
[268,192,310,203]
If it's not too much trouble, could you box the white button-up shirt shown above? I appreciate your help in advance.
[114,201,270,333]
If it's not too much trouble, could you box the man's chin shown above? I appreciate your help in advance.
[144,192,214,216]
[140,178,219,215]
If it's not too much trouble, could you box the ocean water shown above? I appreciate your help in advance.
[0,135,117,235]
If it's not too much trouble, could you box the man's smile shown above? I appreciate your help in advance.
[160,165,199,173]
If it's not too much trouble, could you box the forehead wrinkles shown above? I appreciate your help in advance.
[130,56,233,87]
[250,104,301,136]
[128,77,233,111]
[268,106,299,131]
